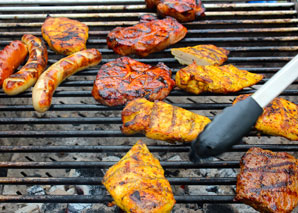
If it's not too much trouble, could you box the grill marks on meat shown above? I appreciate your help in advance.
[107,15,187,57]
[235,147,298,213]
[233,94,298,141]
[92,57,175,106]
[176,62,264,95]
[41,17,88,55]
[146,0,205,22]
[121,98,211,143]
[102,140,175,213]
[171,44,229,66]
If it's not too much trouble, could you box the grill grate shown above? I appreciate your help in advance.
[0,0,297,211]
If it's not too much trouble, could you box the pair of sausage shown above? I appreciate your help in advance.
[1,34,48,95]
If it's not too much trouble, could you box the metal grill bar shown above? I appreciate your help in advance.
[0,177,237,185]
[0,195,236,204]
[0,161,240,169]
[0,144,297,153]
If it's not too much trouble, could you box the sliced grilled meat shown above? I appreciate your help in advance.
[233,94,298,141]
[42,17,88,55]
[103,140,175,213]
[107,15,187,57]
[176,62,264,94]
[92,57,175,106]
[146,0,205,22]
[235,147,298,213]
[171,44,229,66]
[121,98,211,143]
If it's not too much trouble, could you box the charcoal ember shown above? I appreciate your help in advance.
[27,185,45,195]
[67,203,92,213]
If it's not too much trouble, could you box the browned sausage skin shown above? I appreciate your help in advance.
[3,34,48,95]
[0,40,28,86]
[32,49,102,113]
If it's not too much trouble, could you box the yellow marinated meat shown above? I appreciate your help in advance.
[102,140,175,213]
[41,17,88,55]
[171,44,229,66]
[176,63,264,95]
[121,98,211,143]
[233,94,298,141]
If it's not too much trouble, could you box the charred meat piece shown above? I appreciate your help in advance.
[176,62,264,94]
[107,15,187,57]
[42,17,88,55]
[121,98,211,143]
[233,94,298,141]
[171,44,229,66]
[102,140,175,213]
[235,147,298,213]
[92,57,175,106]
[146,0,205,22]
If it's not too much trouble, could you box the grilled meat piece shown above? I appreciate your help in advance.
[146,0,205,22]
[107,15,187,57]
[233,94,298,141]
[103,140,175,213]
[121,98,211,143]
[41,17,88,55]
[235,147,298,213]
[171,44,229,66]
[92,57,175,106]
[176,62,264,94]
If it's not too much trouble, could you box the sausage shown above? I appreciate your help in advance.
[3,34,48,95]
[0,40,28,86]
[32,48,102,113]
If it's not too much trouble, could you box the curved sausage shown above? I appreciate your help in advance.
[3,34,48,95]
[32,48,102,113]
[0,40,28,86]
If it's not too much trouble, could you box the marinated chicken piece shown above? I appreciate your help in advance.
[233,94,298,141]
[176,62,264,94]
[235,147,298,213]
[92,57,175,106]
[41,17,88,55]
[171,44,229,66]
[102,140,175,213]
[121,98,211,143]
[107,15,187,57]
[146,0,205,22]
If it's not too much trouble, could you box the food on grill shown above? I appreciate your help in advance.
[103,140,175,213]
[3,35,48,95]
[41,16,89,55]
[235,147,298,213]
[233,94,298,141]
[145,0,205,22]
[32,49,101,113]
[0,40,28,86]
[92,57,175,106]
[107,14,187,57]
[171,44,229,66]
[176,63,264,94]
[121,98,211,143]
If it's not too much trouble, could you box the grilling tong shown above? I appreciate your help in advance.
[190,54,298,162]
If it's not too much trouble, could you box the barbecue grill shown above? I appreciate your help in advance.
[0,0,298,212]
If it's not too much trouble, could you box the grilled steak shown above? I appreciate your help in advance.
[176,62,264,94]
[121,98,211,143]
[107,15,187,57]
[42,17,88,55]
[102,140,175,213]
[233,94,298,141]
[235,147,298,213]
[171,44,229,66]
[146,0,205,22]
[92,57,175,106]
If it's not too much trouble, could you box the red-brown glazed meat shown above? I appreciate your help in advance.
[92,57,175,106]
[107,15,187,57]
[146,0,205,22]
[235,147,298,213]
